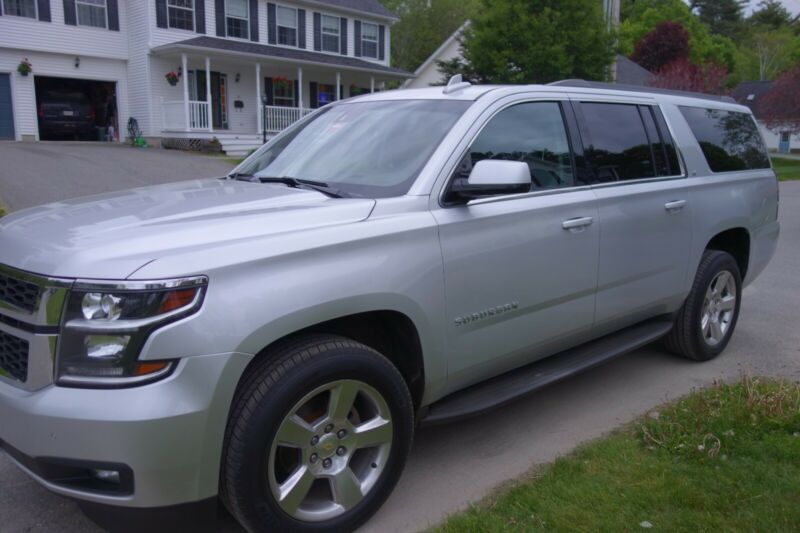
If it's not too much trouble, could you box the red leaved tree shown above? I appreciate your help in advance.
[760,66,800,134]
[651,58,729,95]
[630,21,691,73]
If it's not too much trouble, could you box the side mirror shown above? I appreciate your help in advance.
[450,160,531,202]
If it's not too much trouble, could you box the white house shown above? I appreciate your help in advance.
[0,0,411,154]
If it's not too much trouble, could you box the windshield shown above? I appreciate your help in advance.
[234,99,471,198]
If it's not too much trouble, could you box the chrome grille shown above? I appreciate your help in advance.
[0,330,29,382]
[0,273,40,313]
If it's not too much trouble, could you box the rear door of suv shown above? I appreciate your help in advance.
[571,97,691,336]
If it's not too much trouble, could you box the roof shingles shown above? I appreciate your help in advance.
[312,0,396,19]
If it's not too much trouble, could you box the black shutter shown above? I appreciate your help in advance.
[354,21,361,57]
[37,0,51,21]
[378,25,385,61]
[155,0,167,28]
[340,84,344,100]
[215,0,225,37]
[107,0,119,30]
[293,80,299,107]
[263,77,273,105]
[309,82,318,109]
[340,18,347,55]
[63,0,76,25]
[313,12,321,52]
[297,9,305,48]
[249,0,258,41]
[267,3,276,44]
[195,0,205,33]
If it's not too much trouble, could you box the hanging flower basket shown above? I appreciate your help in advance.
[17,58,32,77]
[273,76,291,90]
[165,71,180,86]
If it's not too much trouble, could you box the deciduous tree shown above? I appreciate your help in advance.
[461,0,615,84]
[651,58,729,95]
[760,66,800,134]
[630,21,690,73]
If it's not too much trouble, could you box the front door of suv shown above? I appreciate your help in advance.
[433,99,600,389]
[573,100,691,336]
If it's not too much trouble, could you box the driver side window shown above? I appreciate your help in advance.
[455,102,576,192]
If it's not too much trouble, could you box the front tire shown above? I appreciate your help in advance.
[221,335,413,533]
[665,250,742,361]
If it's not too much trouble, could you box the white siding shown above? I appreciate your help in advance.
[125,0,154,136]
[405,34,461,88]
[759,121,800,153]
[0,1,127,60]
[0,48,128,140]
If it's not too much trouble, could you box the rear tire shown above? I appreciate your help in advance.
[221,335,413,533]
[665,250,742,361]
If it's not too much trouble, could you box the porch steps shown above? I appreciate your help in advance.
[217,135,266,158]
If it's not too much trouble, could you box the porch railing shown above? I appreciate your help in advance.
[161,100,211,131]
[262,105,315,133]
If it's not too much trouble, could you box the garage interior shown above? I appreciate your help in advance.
[34,76,118,141]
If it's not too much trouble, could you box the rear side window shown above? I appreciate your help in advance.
[679,107,770,172]
[579,102,680,182]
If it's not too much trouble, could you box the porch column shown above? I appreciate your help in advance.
[370,77,375,93]
[205,57,212,132]
[256,63,262,134]
[297,67,304,110]
[181,53,190,132]
[336,72,341,100]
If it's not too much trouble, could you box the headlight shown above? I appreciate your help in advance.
[56,276,208,388]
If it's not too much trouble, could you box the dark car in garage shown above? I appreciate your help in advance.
[37,91,96,140]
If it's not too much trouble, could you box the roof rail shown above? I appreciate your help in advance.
[443,74,472,95]
[547,79,736,104]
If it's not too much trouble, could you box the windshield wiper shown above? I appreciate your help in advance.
[228,172,257,181]
[256,176,350,198]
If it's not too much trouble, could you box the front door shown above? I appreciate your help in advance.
[779,132,791,154]
[0,74,14,140]
[191,70,228,129]
[574,100,691,335]
[434,100,599,387]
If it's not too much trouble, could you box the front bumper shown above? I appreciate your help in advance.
[0,351,250,508]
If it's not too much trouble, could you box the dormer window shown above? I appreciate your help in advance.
[360,22,378,59]
[225,0,249,39]
[2,0,37,18]
[277,6,297,46]
[168,0,194,31]
[76,0,108,28]
[321,15,340,53]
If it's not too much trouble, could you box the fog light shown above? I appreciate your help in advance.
[91,469,121,484]
[85,335,130,359]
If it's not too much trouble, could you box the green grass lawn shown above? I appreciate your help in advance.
[772,157,800,181]
[434,377,800,532]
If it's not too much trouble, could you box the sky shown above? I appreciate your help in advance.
[744,0,800,14]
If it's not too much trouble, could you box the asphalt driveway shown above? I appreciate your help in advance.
[0,144,798,532]
[0,142,236,212]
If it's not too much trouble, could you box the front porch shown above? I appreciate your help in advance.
[150,39,409,154]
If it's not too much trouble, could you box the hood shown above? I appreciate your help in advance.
[0,179,376,279]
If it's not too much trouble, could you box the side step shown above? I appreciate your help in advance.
[420,318,674,426]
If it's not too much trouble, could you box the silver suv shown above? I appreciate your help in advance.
[0,80,780,532]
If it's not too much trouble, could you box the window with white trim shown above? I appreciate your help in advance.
[76,0,107,28]
[361,22,378,59]
[276,5,297,46]
[321,14,340,53]
[168,0,194,31]
[225,0,249,39]
[273,79,295,107]
[2,0,37,18]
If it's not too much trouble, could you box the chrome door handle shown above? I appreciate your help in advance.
[665,200,687,212]
[562,216,594,231]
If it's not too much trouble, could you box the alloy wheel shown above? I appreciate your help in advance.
[700,270,737,346]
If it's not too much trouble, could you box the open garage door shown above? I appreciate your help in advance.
[0,74,14,140]
[35,76,118,141]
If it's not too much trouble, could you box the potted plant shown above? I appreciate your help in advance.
[273,76,290,91]
[165,71,180,86]
[17,58,32,77]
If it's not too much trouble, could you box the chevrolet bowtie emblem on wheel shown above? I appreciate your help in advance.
[454,301,520,326]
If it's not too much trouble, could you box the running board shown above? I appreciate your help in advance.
[420,318,674,426]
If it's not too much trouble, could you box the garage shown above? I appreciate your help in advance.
[34,76,118,141]
[0,74,13,140]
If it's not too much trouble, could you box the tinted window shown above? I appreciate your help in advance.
[679,107,770,172]
[580,103,656,182]
[459,102,576,192]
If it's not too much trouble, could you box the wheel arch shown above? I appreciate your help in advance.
[705,227,750,280]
